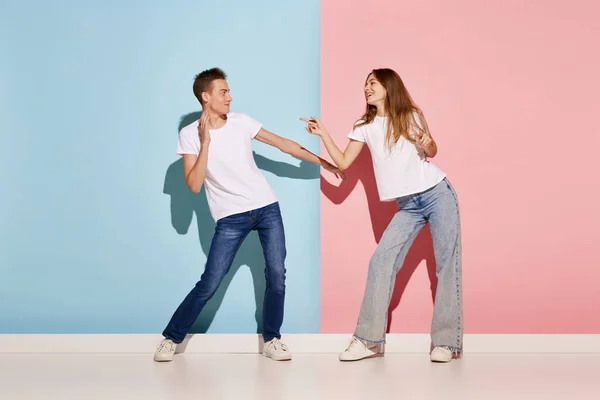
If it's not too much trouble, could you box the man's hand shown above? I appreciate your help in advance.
[198,112,212,145]
[322,160,346,180]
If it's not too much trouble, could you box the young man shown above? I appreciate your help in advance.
[154,68,343,362]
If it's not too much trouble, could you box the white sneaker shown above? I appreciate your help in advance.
[154,339,176,362]
[339,337,381,361]
[430,346,453,363]
[262,338,292,361]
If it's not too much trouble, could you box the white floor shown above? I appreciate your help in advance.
[1,353,599,400]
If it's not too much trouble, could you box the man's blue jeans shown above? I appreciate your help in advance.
[163,202,286,343]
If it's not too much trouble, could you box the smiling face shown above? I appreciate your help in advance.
[358,68,426,148]
[203,79,232,115]
[364,73,387,108]
[192,68,232,116]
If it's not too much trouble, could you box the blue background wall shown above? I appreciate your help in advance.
[0,0,321,333]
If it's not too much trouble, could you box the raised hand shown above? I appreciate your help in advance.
[416,132,433,150]
[300,116,327,137]
[198,112,212,145]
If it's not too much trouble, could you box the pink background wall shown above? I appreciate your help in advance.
[320,0,600,333]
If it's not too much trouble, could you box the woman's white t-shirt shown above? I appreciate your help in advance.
[347,115,446,201]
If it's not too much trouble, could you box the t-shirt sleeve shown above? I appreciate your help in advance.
[176,127,199,155]
[347,124,366,142]
[239,113,263,138]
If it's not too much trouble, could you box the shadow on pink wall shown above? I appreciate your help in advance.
[321,148,437,333]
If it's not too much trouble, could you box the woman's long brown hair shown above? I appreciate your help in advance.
[354,68,430,148]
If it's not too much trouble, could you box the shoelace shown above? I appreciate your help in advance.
[269,338,288,351]
[345,337,364,351]
[158,340,175,353]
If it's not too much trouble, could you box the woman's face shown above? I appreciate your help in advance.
[364,74,386,106]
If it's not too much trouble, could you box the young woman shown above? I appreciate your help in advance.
[302,68,463,363]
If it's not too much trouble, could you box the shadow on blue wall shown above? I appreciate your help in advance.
[162,112,319,335]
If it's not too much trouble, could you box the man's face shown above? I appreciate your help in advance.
[204,79,232,114]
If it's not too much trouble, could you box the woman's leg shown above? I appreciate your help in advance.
[421,179,463,357]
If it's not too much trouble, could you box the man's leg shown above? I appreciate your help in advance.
[155,213,251,361]
[255,202,290,361]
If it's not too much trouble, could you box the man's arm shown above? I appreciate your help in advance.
[183,148,209,193]
[182,112,212,193]
[254,128,345,179]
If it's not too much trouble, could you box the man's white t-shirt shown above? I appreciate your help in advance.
[347,114,446,201]
[177,112,277,222]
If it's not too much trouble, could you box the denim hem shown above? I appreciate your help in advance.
[162,332,183,345]
[433,344,463,359]
[354,334,385,345]
[263,334,281,343]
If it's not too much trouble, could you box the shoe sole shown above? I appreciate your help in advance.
[430,358,452,363]
[154,355,174,362]
[430,353,453,363]
[339,352,382,362]
[262,353,292,361]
